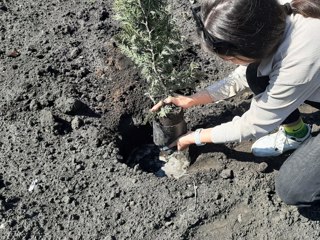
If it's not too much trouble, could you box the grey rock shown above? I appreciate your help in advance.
[71,116,83,130]
[39,110,56,129]
[220,169,233,179]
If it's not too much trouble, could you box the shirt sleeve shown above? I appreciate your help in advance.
[205,65,249,101]
[211,61,319,144]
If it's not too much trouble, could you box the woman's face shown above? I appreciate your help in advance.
[218,55,256,66]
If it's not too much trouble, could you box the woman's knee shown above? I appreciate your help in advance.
[275,171,302,206]
[276,136,320,206]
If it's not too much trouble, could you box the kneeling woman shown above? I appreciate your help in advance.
[152,0,320,208]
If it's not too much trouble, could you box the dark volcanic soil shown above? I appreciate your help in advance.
[1,0,320,239]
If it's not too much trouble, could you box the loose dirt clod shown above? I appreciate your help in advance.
[257,162,269,173]
[158,150,190,179]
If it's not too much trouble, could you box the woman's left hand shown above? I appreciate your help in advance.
[170,128,212,150]
[169,131,195,151]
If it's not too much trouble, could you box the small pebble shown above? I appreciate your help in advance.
[96,94,106,102]
[62,195,71,204]
[7,49,20,58]
[213,192,222,200]
[29,99,40,111]
[165,221,173,227]
[70,48,81,59]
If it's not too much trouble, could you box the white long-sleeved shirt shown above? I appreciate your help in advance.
[206,6,320,144]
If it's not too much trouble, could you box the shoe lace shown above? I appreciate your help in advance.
[273,127,288,152]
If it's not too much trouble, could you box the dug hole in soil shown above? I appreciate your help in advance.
[1,0,320,239]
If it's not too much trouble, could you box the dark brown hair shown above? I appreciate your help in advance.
[291,0,320,18]
[199,0,320,59]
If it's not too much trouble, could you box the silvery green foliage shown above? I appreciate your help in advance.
[114,0,198,103]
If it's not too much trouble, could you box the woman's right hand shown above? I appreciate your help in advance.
[150,95,195,112]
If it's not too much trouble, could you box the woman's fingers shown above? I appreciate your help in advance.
[169,131,194,151]
[150,96,174,112]
[150,100,164,112]
[168,139,177,149]
[163,96,173,104]
[150,94,195,112]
